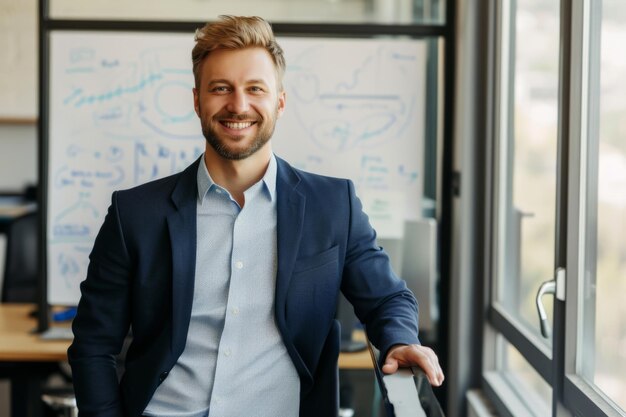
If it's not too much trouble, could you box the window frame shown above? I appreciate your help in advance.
[562,1,626,416]
[484,0,626,416]
[484,0,558,407]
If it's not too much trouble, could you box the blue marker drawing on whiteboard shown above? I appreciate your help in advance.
[107,166,125,186]
[54,224,90,238]
[64,73,163,108]
[54,166,74,188]
[69,48,95,64]
[286,45,417,152]
[359,155,390,190]
[140,115,202,140]
[134,142,174,183]
[94,106,125,124]
[154,81,196,123]
[335,56,373,93]
[397,164,418,184]
[63,88,83,105]
[60,44,201,141]
[57,253,80,289]
[55,192,100,225]
[66,144,88,157]
[101,59,120,68]
[106,145,124,163]
[54,161,125,189]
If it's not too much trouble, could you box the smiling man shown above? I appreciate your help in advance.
[68,15,443,417]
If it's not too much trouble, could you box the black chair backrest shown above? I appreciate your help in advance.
[2,212,38,303]
[366,335,446,417]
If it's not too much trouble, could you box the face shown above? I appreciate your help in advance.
[193,47,286,161]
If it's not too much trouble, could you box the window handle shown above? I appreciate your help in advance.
[536,280,556,338]
[535,268,566,338]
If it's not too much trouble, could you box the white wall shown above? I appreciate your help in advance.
[0,124,38,191]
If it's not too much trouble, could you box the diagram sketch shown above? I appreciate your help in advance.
[47,33,426,305]
[273,37,426,227]
[48,32,204,304]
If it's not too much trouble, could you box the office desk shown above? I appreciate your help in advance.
[0,304,372,416]
[339,331,373,370]
[0,304,69,361]
[0,304,70,417]
[0,304,372,366]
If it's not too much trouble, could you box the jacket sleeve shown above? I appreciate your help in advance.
[67,191,132,417]
[340,180,420,360]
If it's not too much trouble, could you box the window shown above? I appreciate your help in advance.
[486,1,626,416]
[563,1,626,415]
[581,0,626,406]
[495,0,560,344]
[485,0,561,414]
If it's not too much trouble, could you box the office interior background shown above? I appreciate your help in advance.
[0,0,625,416]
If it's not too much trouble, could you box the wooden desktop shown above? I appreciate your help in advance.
[0,303,372,367]
[0,304,69,362]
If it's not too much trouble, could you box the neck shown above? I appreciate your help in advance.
[203,144,272,207]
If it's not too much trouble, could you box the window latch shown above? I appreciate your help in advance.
[535,268,565,338]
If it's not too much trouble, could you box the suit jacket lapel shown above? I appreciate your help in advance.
[275,157,305,324]
[275,157,314,387]
[167,157,200,355]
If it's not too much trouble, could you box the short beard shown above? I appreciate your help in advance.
[201,112,277,161]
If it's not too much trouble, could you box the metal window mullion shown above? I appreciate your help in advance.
[580,0,601,383]
[492,0,516,310]
[552,0,574,413]
[481,0,498,374]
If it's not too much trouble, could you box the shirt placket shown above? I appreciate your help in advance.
[208,187,259,417]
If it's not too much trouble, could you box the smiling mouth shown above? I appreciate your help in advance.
[220,121,256,130]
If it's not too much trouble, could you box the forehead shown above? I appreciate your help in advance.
[199,47,278,86]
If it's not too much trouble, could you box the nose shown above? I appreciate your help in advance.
[226,90,250,114]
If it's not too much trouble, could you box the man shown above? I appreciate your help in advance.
[68,15,443,417]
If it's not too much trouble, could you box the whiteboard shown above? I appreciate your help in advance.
[47,31,426,305]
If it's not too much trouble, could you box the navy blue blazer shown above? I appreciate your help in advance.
[68,156,420,417]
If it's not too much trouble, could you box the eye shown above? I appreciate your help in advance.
[210,85,231,94]
[249,86,265,93]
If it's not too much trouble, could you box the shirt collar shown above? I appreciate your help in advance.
[197,153,277,204]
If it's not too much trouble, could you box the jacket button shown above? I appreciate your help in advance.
[158,371,169,383]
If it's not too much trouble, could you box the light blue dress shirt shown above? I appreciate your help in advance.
[143,154,300,417]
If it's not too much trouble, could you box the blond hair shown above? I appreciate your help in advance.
[192,15,286,90]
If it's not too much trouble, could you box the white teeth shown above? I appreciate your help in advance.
[223,121,254,130]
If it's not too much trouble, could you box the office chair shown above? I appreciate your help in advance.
[1,212,79,417]
[1,211,38,303]
[367,336,445,417]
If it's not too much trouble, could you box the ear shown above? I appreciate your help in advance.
[193,87,200,117]
[276,90,286,119]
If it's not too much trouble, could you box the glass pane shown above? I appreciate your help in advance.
[497,0,560,341]
[49,0,446,25]
[580,1,626,411]
[497,336,552,415]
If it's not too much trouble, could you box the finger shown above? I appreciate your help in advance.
[413,346,443,386]
[382,357,399,374]
[426,352,443,386]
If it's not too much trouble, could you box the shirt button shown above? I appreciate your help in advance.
[232,307,240,315]
[224,348,232,357]
[215,188,222,194]
[235,261,244,269]
[214,396,222,404]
